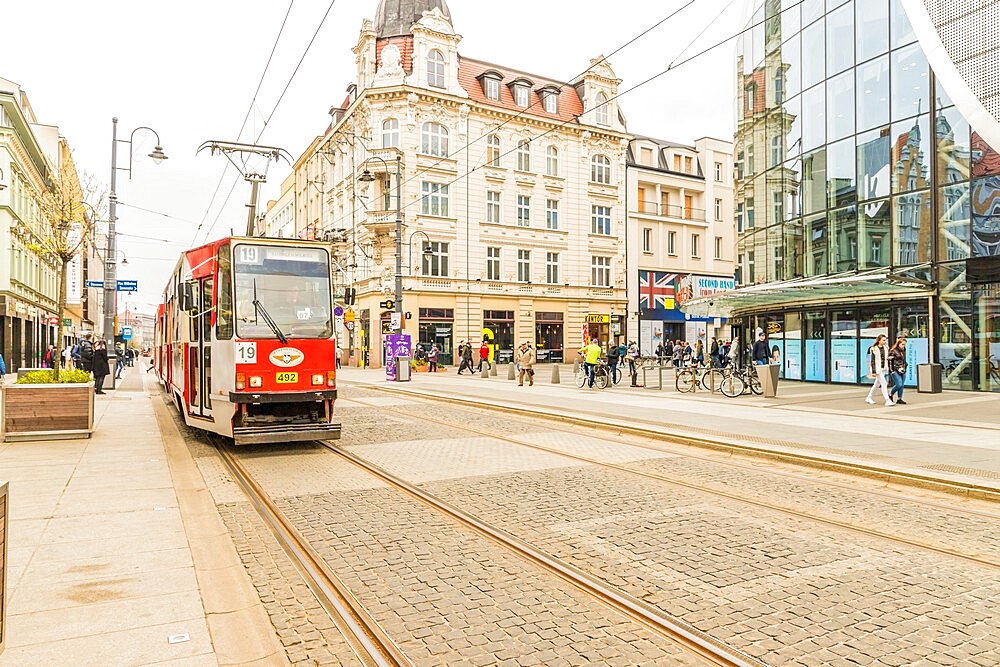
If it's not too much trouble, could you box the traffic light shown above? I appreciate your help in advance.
[344,287,356,306]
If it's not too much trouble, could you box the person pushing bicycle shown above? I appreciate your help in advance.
[579,338,603,388]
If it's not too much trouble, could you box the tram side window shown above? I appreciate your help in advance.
[217,245,233,340]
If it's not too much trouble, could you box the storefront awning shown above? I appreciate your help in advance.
[681,266,936,318]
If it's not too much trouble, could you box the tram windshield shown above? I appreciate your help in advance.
[233,244,332,339]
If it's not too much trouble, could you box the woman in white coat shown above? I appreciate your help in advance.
[865,334,894,406]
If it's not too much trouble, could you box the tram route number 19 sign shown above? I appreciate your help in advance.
[236,341,257,364]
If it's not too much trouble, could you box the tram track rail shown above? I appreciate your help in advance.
[215,442,413,667]
[345,393,1000,570]
[316,439,765,667]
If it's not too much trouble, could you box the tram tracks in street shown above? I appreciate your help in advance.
[215,442,413,667]
[345,393,1000,570]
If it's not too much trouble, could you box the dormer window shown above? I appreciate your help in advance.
[538,86,560,114]
[595,92,609,126]
[508,78,533,108]
[427,49,445,88]
[478,71,504,101]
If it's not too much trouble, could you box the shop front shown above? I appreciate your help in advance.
[534,311,564,363]
[585,313,610,347]
[637,271,730,355]
[483,310,515,364]
[418,307,454,366]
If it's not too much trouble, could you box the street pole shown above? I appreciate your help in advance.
[394,154,402,332]
[104,118,119,385]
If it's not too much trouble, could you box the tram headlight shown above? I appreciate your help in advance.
[236,373,246,390]
[249,375,263,388]
[327,371,336,387]
[311,373,324,386]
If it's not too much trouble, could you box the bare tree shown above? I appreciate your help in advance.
[33,149,106,378]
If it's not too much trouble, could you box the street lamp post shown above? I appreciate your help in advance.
[105,117,167,384]
[357,152,402,331]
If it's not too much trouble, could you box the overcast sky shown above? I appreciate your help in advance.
[2,0,742,313]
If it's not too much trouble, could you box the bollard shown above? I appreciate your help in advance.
[507,363,516,380]
[551,364,560,384]
[481,366,491,379]
[491,363,498,377]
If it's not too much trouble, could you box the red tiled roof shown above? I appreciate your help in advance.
[457,57,584,123]
[972,131,1000,177]
[376,37,414,73]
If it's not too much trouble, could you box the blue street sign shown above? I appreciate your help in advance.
[334,306,344,317]
[121,326,133,340]
[116,280,138,291]
[85,280,104,288]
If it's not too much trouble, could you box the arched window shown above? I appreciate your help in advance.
[421,122,449,157]
[382,119,399,149]
[516,140,531,172]
[427,49,445,88]
[591,154,612,184]
[486,134,501,167]
[595,92,609,126]
[545,146,559,177]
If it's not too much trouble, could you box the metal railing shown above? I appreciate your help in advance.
[635,201,707,221]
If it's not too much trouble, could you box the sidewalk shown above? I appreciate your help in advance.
[0,368,283,664]
[337,365,1000,495]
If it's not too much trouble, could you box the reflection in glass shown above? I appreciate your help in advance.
[783,311,803,379]
[857,127,891,201]
[802,148,827,214]
[802,0,825,27]
[781,0,801,45]
[805,213,828,276]
[972,176,1000,256]
[859,198,889,267]
[972,284,1000,392]
[891,114,930,194]
[804,310,827,381]
[890,0,916,49]
[939,262,972,389]
[827,70,855,141]
[784,157,803,220]
[784,215,804,277]
[830,204,858,271]
[785,95,802,157]
[768,224,787,280]
[896,303,930,387]
[936,106,971,184]
[783,34,801,99]
[856,0,888,63]
[972,132,1000,177]
[856,55,889,131]
[891,43,928,122]
[802,20,826,90]
[826,2,854,76]
[802,84,825,152]
[827,137,856,207]
[938,183,970,261]
[892,190,931,265]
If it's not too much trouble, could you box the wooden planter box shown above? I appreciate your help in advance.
[1,481,7,656]
[1,382,94,442]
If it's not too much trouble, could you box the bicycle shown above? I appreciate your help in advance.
[675,365,723,393]
[575,359,611,389]
[720,364,763,397]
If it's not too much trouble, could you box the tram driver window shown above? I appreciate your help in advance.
[217,245,233,340]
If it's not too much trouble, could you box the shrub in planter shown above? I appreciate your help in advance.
[16,369,92,384]
[3,370,94,441]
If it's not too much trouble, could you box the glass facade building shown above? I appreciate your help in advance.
[728,0,1000,391]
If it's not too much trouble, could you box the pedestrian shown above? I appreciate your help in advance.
[578,337,603,388]
[752,331,770,366]
[428,343,439,373]
[43,344,58,369]
[92,339,111,394]
[727,337,740,368]
[516,341,535,386]
[683,340,693,366]
[606,339,620,384]
[888,337,909,405]
[627,341,640,386]
[458,341,475,375]
[617,341,627,368]
[78,333,95,373]
[0,350,6,384]
[693,340,704,367]
[710,337,720,368]
[477,339,491,373]
[115,344,126,380]
[865,334,894,406]
[655,342,665,364]
[672,340,683,368]
[62,344,74,370]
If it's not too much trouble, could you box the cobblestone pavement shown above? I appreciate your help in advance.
[338,400,1000,666]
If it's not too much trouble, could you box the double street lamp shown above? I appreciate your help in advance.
[357,151,402,331]
[104,117,167,352]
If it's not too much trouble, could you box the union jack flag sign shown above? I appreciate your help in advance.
[639,271,676,310]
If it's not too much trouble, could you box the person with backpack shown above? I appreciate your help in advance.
[78,333,95,373]
[92,339,111,394]
[865,334,894,406]
[43,344,58,369]
[710,337,720,368]
[606,340,621,384]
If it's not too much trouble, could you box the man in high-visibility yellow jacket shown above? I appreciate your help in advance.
[578,338,603,388]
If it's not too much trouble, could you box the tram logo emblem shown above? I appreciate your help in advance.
[269,347,304,368]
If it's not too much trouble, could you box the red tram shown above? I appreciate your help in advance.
[154,237,341,444]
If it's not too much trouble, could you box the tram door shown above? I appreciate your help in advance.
[188,278,213,417]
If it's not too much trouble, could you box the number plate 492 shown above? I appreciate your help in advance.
[276,372,298,383]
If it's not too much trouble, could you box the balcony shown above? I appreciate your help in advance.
[364,210,400,235]
[634,201,706,222]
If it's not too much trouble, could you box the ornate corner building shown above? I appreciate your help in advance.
[266,0,631,367]
[683,0,1000,392]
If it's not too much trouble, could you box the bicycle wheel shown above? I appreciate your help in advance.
[747,368,763,395]
[675,368,695,393]
[595,369,610,389]
[575,368,587,388]
[701,369,723,393]
[720,373,745,398]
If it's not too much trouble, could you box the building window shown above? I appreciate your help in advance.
[422,241,449,276]
[545,146,559,176]
[746,196,755,228]
[591,155,611,184]
[514,84,529,107]
[542,91,558,114]
[773,191,783,222]
[642,227,652,253]
[642,147,654,166]
[871,237,882,265]
[714,161,723,181]
[591,256,611,287]
[516,140,531,172]
[737,202,744,232]
[714,198,723,221]
[427,49,445,88]
[420,182,449,217]
[747,250,755,281]
[381,119,399,149]
[517,249,531,282]
[486,134,501,166]
[591,205,612,235]
[484,77,500,101]
[517,195,531,227]
[421,122,449,157]
[673,154,682,171]
[545,199,559,230]
[715,236,723,259]
[668,230,677,255]
[595,92,609,126]
[486,246,501,280]
[684,156,693,173]
[545,252,559,284]
[746,143,755,175]
[486,190,501,223]
[774,70,784,104]
[691,233,700,258]
[770,136,782,168]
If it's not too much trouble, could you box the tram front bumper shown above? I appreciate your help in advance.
[232,422,342,445]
